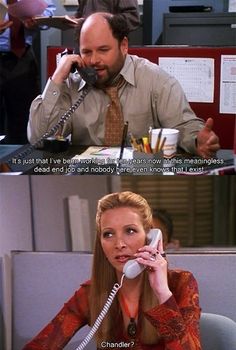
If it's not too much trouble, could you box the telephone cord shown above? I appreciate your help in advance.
[6,86,91,164]
[75,274,125,350]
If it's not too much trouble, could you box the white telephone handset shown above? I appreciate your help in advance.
[123,228,162,279]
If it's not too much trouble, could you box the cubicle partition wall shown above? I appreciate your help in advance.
[12,251,236,350]
[0,258,4,350]
[129,46,236,150]
[163,12,236,46]
[142,0,229,45]
[47,46,236,150]
[12,252,94,350]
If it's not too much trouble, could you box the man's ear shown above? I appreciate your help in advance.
[120,36,128,55]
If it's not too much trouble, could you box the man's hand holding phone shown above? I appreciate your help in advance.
[51,54,86,84]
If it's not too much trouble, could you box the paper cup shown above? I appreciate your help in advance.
[151,128,179,158]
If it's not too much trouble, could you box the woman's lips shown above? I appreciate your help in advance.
[115,255,132,263]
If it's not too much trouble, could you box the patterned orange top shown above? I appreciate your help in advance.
[22,269,202,350]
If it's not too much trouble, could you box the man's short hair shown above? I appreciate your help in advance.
[76,13,129,46]
[152,208,174,241]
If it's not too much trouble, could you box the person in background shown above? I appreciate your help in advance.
[27,12,220,158]
[0,0,55,144]
[66,0,140,49]
[75,0,140,32]
[152,208,180,251]
[22,191,201,349]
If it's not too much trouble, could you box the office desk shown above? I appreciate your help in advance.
[0,144,82,175]
[0,144,234,175]
[0,144,21,159]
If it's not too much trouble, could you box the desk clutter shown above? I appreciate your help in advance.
[67,147,235,176]
[130,131,164,154]
[0,121,235,175]
[130,128,179,159]
[0,143,235,176]
[69,146,164,175]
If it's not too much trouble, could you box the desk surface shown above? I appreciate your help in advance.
[0,144,234,175]
[0,144,21,159]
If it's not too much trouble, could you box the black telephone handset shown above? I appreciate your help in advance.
[39,63,97,151]
[71,64,98,86]
[38,57,97,151]
[65,47,98,86]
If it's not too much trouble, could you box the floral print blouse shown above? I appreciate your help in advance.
[22,269,202,350]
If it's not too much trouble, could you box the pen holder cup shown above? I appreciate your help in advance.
[128,151,164,175]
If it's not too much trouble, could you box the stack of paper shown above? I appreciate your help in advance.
[72,146,133,163]
[7,0,47,20]
[0,0,77,30]
[34,15,78,30]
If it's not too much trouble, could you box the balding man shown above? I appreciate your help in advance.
[75,0,140,32]
[28,13,220,158]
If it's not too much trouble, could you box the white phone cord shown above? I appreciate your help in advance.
[75,274,125,350]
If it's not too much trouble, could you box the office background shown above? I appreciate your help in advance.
[1,0,236,348]
[39,0,235,87]
[1,176,235,254]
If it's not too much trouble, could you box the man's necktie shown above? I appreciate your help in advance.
[104,76,126,146]
[7,0,25,57]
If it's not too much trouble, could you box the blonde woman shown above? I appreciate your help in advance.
[23,191,201,349]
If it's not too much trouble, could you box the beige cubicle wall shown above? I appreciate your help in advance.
[0,258,3,350]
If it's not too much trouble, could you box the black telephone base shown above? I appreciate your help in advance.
[43,137,70,153]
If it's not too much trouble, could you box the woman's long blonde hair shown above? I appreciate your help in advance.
[89,191,160,345]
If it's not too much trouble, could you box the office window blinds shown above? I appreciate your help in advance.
[121,177,214,247]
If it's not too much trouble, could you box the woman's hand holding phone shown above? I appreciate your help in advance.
[135,239,172,304]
